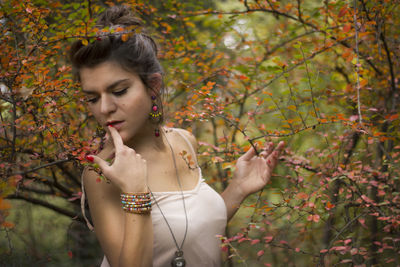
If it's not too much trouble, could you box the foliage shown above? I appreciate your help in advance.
[1,0,399,266]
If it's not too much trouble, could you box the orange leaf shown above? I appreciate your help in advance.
[121,34,129,42]
[0,199,11,210]
[326,201,335,210]
[385,114,399,121]
[1,222,15,229]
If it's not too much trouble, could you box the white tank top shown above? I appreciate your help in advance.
[82,129,227,267]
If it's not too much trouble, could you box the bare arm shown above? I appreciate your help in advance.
[176,128,284,221]
[84,126,153,267]
[221,141,285,221]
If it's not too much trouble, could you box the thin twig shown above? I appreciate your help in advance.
[353,0,363,125]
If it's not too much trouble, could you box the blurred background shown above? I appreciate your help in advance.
[1,0,399,266]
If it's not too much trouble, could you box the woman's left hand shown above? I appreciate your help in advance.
[232,141,285,199]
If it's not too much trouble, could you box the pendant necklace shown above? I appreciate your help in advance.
[149,128,188,267]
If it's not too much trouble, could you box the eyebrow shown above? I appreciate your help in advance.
[81,79,130,94]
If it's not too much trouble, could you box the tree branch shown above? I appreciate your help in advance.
[5,194,84,224]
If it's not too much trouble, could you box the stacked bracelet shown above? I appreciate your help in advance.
[120,192,152,214]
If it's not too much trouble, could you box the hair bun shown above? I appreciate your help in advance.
[97,5,142,28]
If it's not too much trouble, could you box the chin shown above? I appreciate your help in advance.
[120,131,136,145]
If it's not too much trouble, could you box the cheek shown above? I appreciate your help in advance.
[88,105,101,119]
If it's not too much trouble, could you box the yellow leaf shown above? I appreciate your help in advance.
[222,162,233,169]
[186,22,195,28]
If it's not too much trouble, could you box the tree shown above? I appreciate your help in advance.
[1,0,399,266]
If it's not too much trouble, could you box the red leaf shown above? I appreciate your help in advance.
[238,237,247,243]
[307,214,320,223]
[296,192,308,200]
[338,6,348,17]
[331,246,347,251]
[361,194,373,203]
[264,235,273,243]
[343,23,351,33]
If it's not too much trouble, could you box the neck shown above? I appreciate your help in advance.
[125,124,166,153]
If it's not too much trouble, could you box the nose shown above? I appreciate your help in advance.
[100,94,117,115]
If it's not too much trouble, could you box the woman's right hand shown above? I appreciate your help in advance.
[87,125,148,192]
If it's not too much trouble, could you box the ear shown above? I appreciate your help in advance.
[147,73,162,93]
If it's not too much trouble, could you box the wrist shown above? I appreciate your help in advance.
[226,179,247,203]
[120,192,152,214]
[120,182,148,193]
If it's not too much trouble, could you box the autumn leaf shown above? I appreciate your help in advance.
[338,6,348,17]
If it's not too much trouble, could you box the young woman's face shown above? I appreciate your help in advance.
[80,61,153,143]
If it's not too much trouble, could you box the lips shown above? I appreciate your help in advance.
[106,120,124,129]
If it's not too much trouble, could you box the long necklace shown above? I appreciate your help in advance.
[148,128,188,267]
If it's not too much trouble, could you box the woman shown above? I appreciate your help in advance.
[71,5,284,267]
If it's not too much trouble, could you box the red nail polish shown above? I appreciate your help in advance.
[108,124,114,128]
[86,155,94,162]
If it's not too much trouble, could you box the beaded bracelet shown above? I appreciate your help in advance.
[121,202,153,208]
[120,192,152,214]
[122,206,152,214]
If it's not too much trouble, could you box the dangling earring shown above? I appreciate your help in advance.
[149,95,162,137]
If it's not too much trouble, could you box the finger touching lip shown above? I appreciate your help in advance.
[107,121,124,129]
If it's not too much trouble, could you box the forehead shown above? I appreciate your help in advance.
[79,61,139,92]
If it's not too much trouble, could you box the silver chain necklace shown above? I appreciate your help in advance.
[148,128,188,267]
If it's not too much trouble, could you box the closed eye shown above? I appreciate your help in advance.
[86,97,98,103]
[113,88,127,96]
[85,88,127,103]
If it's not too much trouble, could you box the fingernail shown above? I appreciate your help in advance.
[86,155,94,162]
[108,125,114,128]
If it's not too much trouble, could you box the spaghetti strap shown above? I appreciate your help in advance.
[81,169,94,231]
[81,128,198,231]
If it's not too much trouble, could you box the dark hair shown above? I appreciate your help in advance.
[69,5,164,121]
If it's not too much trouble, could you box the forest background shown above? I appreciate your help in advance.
[0,0,399,266]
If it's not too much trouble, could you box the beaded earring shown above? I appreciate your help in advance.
[149,95,162,137]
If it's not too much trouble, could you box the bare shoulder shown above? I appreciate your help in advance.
[82,165,104,189]
[81,152,121,231]
[169,127,198,151]
[82,144,115,190]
